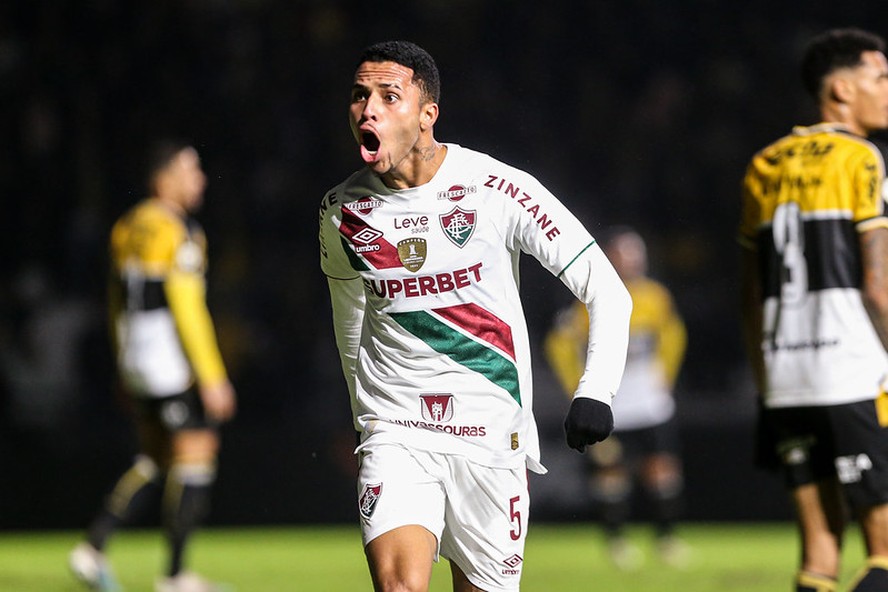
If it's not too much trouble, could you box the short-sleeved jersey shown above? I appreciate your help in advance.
[320,144,603,473]
[545,277,685,430]
[110,198,227,397]
[740,123,888,407]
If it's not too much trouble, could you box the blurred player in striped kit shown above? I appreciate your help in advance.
[546,227,688,570]
[70,140,236,592]
[741,28,888,592]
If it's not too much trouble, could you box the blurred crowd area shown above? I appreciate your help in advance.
[1,1,886,524]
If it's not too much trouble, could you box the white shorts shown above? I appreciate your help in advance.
[357,443,529,592]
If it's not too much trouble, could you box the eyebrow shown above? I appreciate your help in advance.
[352,80,405,91]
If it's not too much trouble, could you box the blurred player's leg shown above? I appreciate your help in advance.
[848,505,888,591]
[70,454,161,591]
[793,480,845,582]
[848,558,888,591]
[156,429,219,591]
[89,455,163,550]
[592,463,638,570]
[795,570,837,591]
[641,452,689,567]
[69,541,124,592]
[163,462,215,575]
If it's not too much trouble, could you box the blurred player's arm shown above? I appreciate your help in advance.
[860,226,888,352]
[543,302,587,397]
[558,244,631,450]
[739,169,766,394]
[657,289,687,389]
[107,275,124,359]
[739,247,765,394]
[165,270,236,422]
[558,244,632,405]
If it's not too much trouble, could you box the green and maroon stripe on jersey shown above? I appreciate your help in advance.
[389,303,521,405]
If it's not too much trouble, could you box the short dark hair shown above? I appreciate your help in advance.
[144,139,193,194]
[357,40,440,104]
[801,28,886,100]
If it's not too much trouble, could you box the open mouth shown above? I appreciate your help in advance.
[361,131,380,153]
[359,130,381,164]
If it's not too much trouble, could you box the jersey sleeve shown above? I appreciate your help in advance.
[320,187,365,416]
[557,244,632,405]
[852,144,888,232]
[319,188,360,280]
[739,160,763,250]
[327,277,365,412]
[164,230,228,388]
[543,301,588,397]
[502,171,631,405]
[652,282,687,388]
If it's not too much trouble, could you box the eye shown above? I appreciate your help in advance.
[384,93,399,103]
[352,89,369,102]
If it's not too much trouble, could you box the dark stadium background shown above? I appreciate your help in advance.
[2,0,886,529]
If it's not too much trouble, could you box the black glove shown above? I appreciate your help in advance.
[564,398,614,452]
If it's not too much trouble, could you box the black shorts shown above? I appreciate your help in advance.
[757,399,888,510]
[133,388,215,432]
[588,418,681,468]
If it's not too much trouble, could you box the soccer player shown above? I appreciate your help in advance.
[545,227,688,570]
[70,141,236,592]
[740,28,888,592]
[319,40,632,592]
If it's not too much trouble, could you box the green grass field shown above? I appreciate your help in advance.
[0,523,869,591]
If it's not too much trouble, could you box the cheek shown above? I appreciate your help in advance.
[348,109,361,131]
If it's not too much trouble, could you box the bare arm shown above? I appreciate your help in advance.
[740,247,766,393]
[860,227,888,352]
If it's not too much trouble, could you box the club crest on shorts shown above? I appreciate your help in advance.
[440,207,476,248]
[420,394,454,422]
[359,483,382,519]
[397,238,427,272]
[161,400,188,429]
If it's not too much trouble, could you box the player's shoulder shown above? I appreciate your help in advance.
[797,123,884,163]
[319,168,379,214]
[628,277,673,304]
[748,123,885,174]
[115,198,176,231]
[452,143,540,182]
[748,127,804,166]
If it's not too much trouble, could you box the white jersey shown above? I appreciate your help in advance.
[320,144,631,473]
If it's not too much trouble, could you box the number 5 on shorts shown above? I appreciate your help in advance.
[509,495,522,541]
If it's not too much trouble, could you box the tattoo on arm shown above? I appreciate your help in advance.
[861,228,888,351]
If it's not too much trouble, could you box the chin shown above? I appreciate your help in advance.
[366,161,390,176]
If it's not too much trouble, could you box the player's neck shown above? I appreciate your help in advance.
[820,104,867,137]
[381,142,447,190]
[152,194,188,217]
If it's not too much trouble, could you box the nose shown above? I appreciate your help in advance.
[361,93,381,121]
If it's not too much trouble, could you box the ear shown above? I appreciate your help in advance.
[829,75,855,104]
[420,102,439,132]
